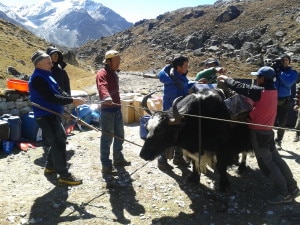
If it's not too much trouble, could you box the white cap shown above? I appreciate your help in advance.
[103,50,120,63]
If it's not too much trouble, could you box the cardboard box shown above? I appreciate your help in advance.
[121,99,135,123]
[133,96,163,122]
[133,97,145,122]
[146,96,162,114]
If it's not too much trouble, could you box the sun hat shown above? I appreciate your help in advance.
[250,66,276,79]
[31,50,49,65]
[103,50,120,63]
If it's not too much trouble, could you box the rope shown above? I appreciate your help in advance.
[117,101,299,133]
[30,102,143,148]
[179,113,300,133]
[31,100,299,151]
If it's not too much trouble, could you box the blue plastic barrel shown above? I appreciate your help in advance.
[139,115,150,139]
[72,104,92,124]
[21,112,39,140]
[0,120,10,140]
[2,140,14,154]
[0,114,21,141]
[91,110,101,125]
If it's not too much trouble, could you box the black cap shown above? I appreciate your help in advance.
[46,46,61,56]
[280,53,291,62]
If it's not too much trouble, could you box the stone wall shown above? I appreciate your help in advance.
[0,90,98,118]
[0,91,32,117]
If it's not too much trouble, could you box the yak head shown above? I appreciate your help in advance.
[139,92,184,161]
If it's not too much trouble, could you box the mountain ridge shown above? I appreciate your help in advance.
[75,0,300,78]
[0,0,132,47]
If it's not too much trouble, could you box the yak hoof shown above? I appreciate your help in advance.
[238,162,247,173]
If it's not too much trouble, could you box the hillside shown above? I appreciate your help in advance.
[76,0,300,78]
[0,19,94,91]
[0,0,299,93]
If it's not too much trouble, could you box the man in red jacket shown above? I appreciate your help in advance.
[96,50,130,176]
[218,66,299,204]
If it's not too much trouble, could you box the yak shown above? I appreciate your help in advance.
[139,89,252,192]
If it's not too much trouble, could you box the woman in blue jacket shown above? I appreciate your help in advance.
[157,55,195,170]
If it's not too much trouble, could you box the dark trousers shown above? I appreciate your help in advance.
[250,129,297,195]
[275,98,290,142]
[36,115,69,176]
[294,109,300,135]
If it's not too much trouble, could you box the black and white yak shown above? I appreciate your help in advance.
[139,89,252,192]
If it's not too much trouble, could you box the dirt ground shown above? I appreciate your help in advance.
[0,74,300,225]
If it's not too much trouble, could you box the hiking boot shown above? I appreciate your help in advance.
[267,194,292,204]
[44,168,56,175]
[290,187,300,199]
[43,146,51,153]
[101,166,117,175]
[173,157,189,167]
[58,174,82,186]
[157,161,174,171]
[113,159,131,167]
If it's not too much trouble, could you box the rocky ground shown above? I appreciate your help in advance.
[0,74,300,225]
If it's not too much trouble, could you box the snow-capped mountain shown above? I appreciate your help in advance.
[0,0,132,47]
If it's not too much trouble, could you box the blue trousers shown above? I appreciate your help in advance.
[36,115,69,176]
[100,110,125,167]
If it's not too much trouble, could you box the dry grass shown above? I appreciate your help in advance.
[0,19,93,91]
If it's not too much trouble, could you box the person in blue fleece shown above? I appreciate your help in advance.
[157,55,195,171]
[273,54,298,149]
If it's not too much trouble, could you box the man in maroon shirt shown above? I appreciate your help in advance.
[96,50,130,176]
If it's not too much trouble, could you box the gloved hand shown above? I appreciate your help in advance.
[169,68,175,79]
[169,68,184,90]
[217,75,229,81]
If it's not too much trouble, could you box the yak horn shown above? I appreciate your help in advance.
[142,91,157,115]
[172,96,184,121]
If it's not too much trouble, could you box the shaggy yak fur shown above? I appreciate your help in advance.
[139,89,252,192]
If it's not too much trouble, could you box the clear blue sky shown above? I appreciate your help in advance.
[3,0,216,23]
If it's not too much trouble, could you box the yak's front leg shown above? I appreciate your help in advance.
[188,160,200,183]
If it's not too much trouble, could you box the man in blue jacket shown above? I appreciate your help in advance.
[157,55,195,170]
[274,54,298,149]
[29,50,85,186]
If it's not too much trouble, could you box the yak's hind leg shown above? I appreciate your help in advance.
[216,151,232,192]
